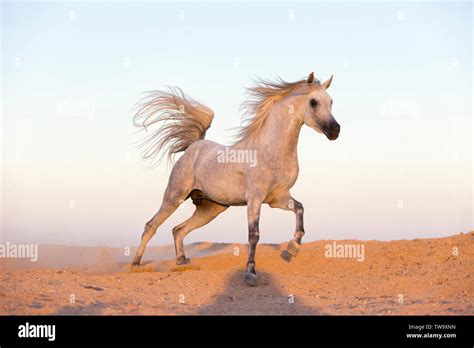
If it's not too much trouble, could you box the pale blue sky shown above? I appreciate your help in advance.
[1,1,472,246]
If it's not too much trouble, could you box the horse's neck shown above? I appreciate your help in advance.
[268,115,302,159]
[241,106,303,161]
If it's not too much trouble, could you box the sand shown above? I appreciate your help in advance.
[0,232,472,315]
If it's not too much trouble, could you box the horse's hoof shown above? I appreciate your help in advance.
[286,239,300,257]
[280,250,293,263]
[244,271,257,287]
[176,257,190,265]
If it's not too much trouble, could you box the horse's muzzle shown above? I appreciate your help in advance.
[323,121,340,141]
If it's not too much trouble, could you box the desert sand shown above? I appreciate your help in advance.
[0,232,472,315]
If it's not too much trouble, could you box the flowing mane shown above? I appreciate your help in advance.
[235,77,315,144]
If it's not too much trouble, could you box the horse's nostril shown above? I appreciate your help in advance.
[327,122,340,141]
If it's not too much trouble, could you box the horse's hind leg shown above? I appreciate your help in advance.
[172,199,228,265]
[132,184,192,266]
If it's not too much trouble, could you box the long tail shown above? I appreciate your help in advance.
[133,87,214,164]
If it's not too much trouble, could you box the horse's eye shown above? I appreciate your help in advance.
[310,99,317,107]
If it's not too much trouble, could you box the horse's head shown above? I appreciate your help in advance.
[301,72,340,141]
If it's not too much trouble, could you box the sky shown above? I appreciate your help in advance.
[1,1,472,247]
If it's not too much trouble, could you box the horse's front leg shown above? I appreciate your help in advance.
[244,198,262,286]
[269,193,305,262]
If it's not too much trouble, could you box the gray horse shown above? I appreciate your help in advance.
[132,72,340,286]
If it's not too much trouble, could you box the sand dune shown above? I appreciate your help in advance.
[0,232,472,315]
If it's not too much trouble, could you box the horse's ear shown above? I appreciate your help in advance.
[307,72,315,84]
[322,75,333,89]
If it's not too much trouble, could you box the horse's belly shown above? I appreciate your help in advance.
[194,170,246,206]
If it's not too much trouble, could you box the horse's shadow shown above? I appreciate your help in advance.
[197,270,322,315]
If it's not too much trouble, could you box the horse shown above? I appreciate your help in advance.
[131,72,340,286]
